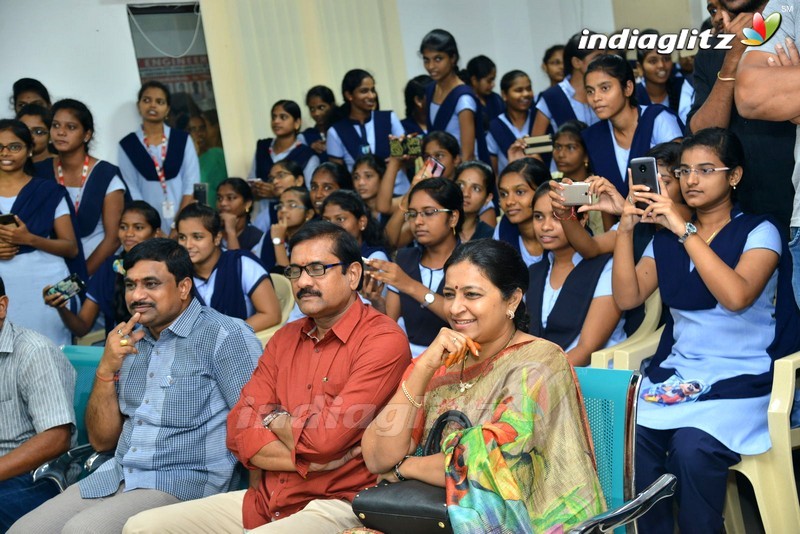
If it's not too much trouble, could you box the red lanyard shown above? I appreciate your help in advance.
[56,155,90,211]
[144,131,168,195]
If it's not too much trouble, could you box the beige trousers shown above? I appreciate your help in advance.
[123,490,362,534]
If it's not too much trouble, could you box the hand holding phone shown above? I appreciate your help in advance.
[45,273,86,300]
[193,183,208,205]
[628,157,661,210]
[560,182,593,206]
[423,156,445,178]
[0,214,18,227]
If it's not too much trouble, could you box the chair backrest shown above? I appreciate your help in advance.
[62,345,104,446]
[271,274,295,324]
[573,367,641,518]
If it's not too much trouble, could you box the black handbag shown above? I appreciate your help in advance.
[352,410,472,533]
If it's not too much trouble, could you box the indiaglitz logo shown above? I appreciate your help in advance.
[741,12,782,46]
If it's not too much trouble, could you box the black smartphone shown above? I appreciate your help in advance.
[0,213,18,226]
[629,157,661,210]
[389,138,405,157]
[46,273,86,300]
[193,183,208,205]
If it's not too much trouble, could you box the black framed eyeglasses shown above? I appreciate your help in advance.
[403,208,452,222]
[284,262,345,280]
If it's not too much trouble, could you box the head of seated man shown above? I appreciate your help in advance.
[284,220,365,337]
[123,237,194,339]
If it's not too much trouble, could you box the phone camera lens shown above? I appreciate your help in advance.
[639,164,647,173]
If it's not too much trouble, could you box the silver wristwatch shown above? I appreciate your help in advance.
[678,222,697,244]
[420,291,435,308]
[262,409,289,429]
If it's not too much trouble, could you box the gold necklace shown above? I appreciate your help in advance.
[703,218,731,245]
[458,329,517,393]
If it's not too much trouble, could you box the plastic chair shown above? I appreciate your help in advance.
[591,290,662,369]
[722,350,800,534]
[32,345,105,491]
[255,273,294,347]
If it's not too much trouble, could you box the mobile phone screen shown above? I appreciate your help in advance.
[424,157,445,178]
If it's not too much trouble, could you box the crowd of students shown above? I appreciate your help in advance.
[3,11,800,532]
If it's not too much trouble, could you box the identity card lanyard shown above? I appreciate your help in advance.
[144,131,174,219]
[56,154,90,212]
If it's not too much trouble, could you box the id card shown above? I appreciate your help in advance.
[162,199,175,219]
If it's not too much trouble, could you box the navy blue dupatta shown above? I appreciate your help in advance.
[488,110,535,160]
[195,249,269,321]
[527,253,611,349]
[424,83,489,163]
[582,105,677,198]
[34,160,132,238]
[648,209,800,400]
[6,178,87,283]
[119,129,189,182]
[253,138,315,180]
[331,111,393,162]
[539,84,578,127]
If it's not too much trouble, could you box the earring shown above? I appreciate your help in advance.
[584,160,589,168]
[360,226,366,231]
[507,309,515,320]
[452,226,457,236]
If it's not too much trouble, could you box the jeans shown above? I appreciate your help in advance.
[0,473,60,532]
[790,227,800,310]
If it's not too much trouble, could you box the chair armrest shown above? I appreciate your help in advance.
[84,450,114,475]
[611,327,663,371]
[567,473,677,533]
[31,443,96,492]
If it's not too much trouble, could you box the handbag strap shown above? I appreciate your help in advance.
[423,410,473,455]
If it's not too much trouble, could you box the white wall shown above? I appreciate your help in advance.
[0,0,616,166]
[0,0,178,162]
[396,0,616,98]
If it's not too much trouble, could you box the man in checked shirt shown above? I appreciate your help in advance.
[11,238,262,533]
[125,221,411,533]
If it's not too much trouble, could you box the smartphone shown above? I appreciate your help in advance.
[46,273,86,300]
[361,256,375,272]
[561,182,593,206]
[405,136,422,157]
[389,138,405,157]
[0,213,18,226]
[629,157,661,210]
[523,134,553,155]
[193,183,208,205]
[423,156,445,178]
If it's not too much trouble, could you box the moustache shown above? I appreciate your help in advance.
[129,301,154,309]
[296,288,322,299]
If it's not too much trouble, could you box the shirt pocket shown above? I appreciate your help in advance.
[160,373,216,428]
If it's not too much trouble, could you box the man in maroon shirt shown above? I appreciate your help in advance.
[124,221,411,533]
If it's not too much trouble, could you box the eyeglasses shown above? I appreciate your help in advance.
[284,262,344,279]
[29,128,48,137]
[673,166,730,179]
[275,201,305,211]
[0,143,24,154]
[403,208,452,221]
[268,171,292,182]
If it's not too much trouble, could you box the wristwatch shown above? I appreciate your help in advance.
[262,409,289,429]
[272,237,284,246]
[420,291,435,308]
[394,455,411,481]
[678,222,697,244]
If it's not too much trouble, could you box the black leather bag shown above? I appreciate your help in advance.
[351,410,472,534]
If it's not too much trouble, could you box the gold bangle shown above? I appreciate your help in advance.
[401,380,422,409]
[717,71,736,82]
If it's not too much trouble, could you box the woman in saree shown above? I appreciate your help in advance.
[361,239,604,533]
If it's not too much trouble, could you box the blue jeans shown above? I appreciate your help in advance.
[790,227,800,310]
[0,473,60,532]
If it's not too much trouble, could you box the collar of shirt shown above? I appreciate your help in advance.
[348,111,373,126]
[136,123,172,144]
[140,298,202,344]
[559,76,576,99]
[298,296,364,346]
[0,322,16,356]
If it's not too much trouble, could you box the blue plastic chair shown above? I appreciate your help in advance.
[62,345,104,446]
[573,367,641,532]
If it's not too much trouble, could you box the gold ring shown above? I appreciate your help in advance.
[451,337,458,345]
[119,338,129,347]
[628,197,635,205]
